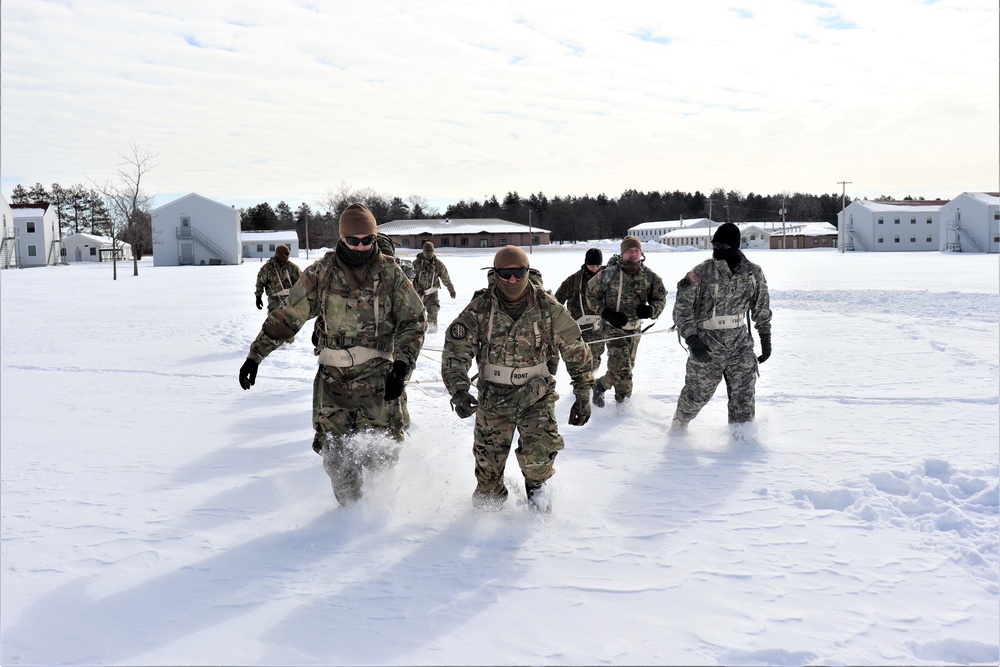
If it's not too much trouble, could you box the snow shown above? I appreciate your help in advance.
[1,243,998,666]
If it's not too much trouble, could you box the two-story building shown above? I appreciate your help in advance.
[10,203,62,267]
[839,200,946,252]
[939,192,1000,253]
[151,193,241,266]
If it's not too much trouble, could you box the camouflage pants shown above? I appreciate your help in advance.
[312,362,401,505]
[585,339,606,373]
[598,334,640,401]
[421,291,441,326]
[674,345,758,424]
[471,392,564,506]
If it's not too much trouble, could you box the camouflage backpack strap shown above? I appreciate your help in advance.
[600,255,620,308]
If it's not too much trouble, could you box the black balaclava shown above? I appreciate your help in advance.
[337,239,377,268]
[711,223,743,271]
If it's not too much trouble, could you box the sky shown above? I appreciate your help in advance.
[1,244,998,665]
[1,0,998,215]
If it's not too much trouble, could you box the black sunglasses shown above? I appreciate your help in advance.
[344,234,376,247]
[712,243,731,250]
[495,267,528,281]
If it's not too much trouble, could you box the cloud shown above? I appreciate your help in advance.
[1,0,996,208]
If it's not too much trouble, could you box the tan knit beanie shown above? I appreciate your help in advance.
[339,203,378,237]
[620,235,642,253]
[275,244,290,259]
[493,245,529,269]
[423,241,434,253]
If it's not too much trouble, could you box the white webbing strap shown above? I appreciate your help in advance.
[318,346,393,368]
[576,314,602,331]
[699,314,745,330]
[422,286,439,295]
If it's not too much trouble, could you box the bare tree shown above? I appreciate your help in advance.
[93,141,156,279]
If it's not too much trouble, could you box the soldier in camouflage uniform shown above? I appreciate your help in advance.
[375,235,415,436]
[442,246,594,513]
[585,236,667,406]
[555,247,606,373]
[255,244,301,313]
[670,223,772,433]
[239,203,425,506]
[412,241,456,333]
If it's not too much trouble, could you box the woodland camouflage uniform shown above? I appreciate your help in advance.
[442,247,593,510]
[255,253,302,312]
[585,241,667,404]
[554,263,606,372]
[672,223,771,426]
[412,243,456,328]
[241,204,425,505]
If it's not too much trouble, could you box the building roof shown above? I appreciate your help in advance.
[852,200,945,213]
[628,219,709,231]
[380,218,550,235]
[151,192,234,213]
[64,232,123,245]
[11,204,49,217]
[241,230,299,241]
[769,222,839,237]
[959,192,1000,205]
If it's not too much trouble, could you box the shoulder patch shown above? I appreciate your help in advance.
[448,322,469,340]
[686,270,699,284]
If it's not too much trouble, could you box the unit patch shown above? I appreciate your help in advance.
[449,322,468,340]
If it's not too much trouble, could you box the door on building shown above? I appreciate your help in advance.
[180,242,194,265]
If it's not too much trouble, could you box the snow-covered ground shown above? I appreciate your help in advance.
[1,243,998,666]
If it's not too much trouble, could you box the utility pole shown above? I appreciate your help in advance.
[305,216,310,260]
[837,181,852,253]
[528,209,533,254]
[778,199,786,250]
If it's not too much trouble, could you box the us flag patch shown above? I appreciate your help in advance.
[686,271,699,284]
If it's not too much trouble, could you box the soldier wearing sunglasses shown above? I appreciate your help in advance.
[238,203,426,506]
[442,245,594,513]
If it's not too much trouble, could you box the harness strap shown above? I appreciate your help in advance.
[318,346,393,368]
[482,362,550,386]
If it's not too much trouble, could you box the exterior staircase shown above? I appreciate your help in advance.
[177,226,235,265]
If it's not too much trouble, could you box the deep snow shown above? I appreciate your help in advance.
[1,243,998,666]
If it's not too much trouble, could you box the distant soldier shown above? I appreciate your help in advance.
[670,222,772,434]
[442,246,594,513]
[255,244,301,312]
[555,247,606,373]
[412,241,456,333]
[585,236,667,407]
[238,203,425,506]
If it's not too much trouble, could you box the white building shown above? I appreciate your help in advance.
[939,192,1000,253]
[63,232,134,263]
[241,230,300,260]
[659,222,774,250]
[10,203,62,267]
[151,193,241,266]
[1,194,17,269]
[839,200,945,252]
[627,219,712,242]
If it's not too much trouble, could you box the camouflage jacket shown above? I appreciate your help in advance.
[248,249,425,375]
[584,256,668,328]
[442,282,594,412]
[255,258,301,298]
[673,255,771,350]
[554,265,602,320]
[412,253,455,293]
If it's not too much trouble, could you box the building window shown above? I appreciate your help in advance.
[927,218,933,224]
[994,212,999,220]
[402,238,411,247]
[181,216,191,227]
[910,236,916,243]
[440,237,450,247]
[26,222,36,233]
[257,244,263,252]
[894,236,900,243]
[269,244,276,251]
[877,237,884,243]
[926,236,933,242]
[532,235,540,245]
[813,238,819,244]
[894,218,900,224]
[498,236,507,245]
[28,245,37,256]
[910,218,916,224]
[461,237,469,246]
[90,247,97,256]
[877,218,884,225]
[479,239,488,248]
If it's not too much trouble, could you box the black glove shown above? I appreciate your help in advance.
[383,360,409,401]
[451,390,478,419]
[568,396,591,426]
[601,307,629,329]
[239,358,259,390]
[311,327,319,347]
[685,335,712,363]
[636,303,653,319]
[255,294,263,310]
[757,334,772,364]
